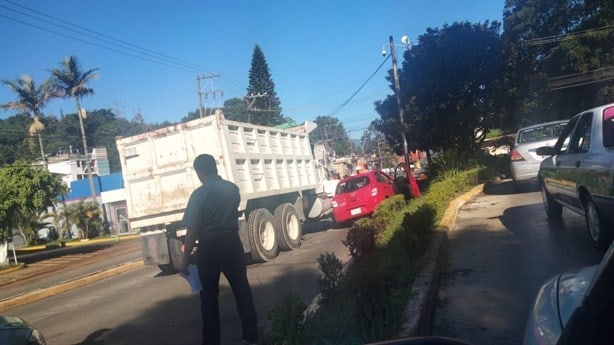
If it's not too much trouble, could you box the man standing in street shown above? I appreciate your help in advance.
[181,154,258,345]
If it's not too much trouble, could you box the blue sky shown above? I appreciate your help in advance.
[0,0,503,139]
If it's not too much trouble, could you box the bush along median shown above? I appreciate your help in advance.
[261,152,506,344]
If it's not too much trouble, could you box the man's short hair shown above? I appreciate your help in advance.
[194,154,218,176]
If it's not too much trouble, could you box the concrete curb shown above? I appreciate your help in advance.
[0,260,143,313]
[395,183,484,338]
[0,262,25,274]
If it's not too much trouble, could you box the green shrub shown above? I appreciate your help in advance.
[342,220,377,264]
[262,294,307,345]
[317,253,344,303]
[263,160,493,343]
[485,128,504,139]
[427,151,474,180]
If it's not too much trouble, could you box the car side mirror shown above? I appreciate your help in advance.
[536,146,555,156]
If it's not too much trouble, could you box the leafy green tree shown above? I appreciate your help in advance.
[310,116,352,156]
[182,109,201,122]
[0,162,66,265]
[361,123,396,169]
[184,98,249,123]
[246,45,284,126]
[502,0,614,128]
[221,97,249,122]
[376,21,504,156]
[1,75,55,164]
[0,114,36,165]
[53,200,102,240]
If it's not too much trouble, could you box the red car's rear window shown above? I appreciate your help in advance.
[336,176,370,195]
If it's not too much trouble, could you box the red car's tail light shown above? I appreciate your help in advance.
[371,187,378,197]
[510,149,524,161]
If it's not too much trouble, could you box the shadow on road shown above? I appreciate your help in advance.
[499,203,604,267]
[73,328,111,345]
[303,218,338,234]
[483,179,539,196]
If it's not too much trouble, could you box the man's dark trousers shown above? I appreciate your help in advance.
[197,231,258,345]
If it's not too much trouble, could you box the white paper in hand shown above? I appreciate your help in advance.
[179,264,202,293]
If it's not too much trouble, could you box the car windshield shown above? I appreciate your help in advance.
[517,122,568,143]
[335,176,370,195]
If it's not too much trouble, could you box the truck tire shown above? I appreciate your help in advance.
[247,208,279,262]
[274,203,302,250]
[158,237,183,274]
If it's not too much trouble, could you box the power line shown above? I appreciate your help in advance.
[0,14,204,75]
[522,25,614,46]
[329,55,390,116]
[0,0,394,125]
[0,4,200,73]
[0,0,248,91]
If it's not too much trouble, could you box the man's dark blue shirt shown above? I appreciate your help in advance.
[182,175,240,236]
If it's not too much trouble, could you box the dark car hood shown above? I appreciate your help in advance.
[523,265,598,345]
[0,316,46,345]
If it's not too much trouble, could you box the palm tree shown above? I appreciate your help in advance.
[49,56,99,205]
[1,75,54,167]
[54,200,102,240]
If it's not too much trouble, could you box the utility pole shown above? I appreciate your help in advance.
[197,74,222,118]
[197,75,204,118]
[387,35,420,197]
[377,138,382,169]
[389,36,410,171]
[244,92,268,123]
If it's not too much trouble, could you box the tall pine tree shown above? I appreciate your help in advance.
[246,45,283,126]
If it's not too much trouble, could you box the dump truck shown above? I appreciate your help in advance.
[115,112,332,273]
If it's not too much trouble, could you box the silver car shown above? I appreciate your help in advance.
[510,120,569,190]
[523,240,614,345]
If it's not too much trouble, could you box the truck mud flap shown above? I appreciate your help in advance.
[141,231,170,265]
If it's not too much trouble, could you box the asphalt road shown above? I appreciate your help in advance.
[5,220,350,345]
[432,180,605,345]
[0,238,143,301]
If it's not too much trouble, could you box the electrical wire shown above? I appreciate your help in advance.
[2,0,210,72]
[0,0,392,126]
[522,25,614,46]
[329,55,390,117]
[0,0,248,92]
[0,14,206,75]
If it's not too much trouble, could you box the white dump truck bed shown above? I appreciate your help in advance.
[116,113,321,229]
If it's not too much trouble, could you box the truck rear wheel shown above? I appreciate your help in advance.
[274,203,302,250]
[157,237,183,274]
[247,208,279,262]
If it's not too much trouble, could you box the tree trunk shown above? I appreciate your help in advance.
[0,241,8,267]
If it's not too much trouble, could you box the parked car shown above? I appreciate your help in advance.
[0,316,46,345]
[36,225,59,243]
[510,120,569,190]
[523,240,614,345]
[331,170,397,224]
[537,103,614,250]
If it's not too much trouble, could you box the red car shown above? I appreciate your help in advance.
[331,170,397,224]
